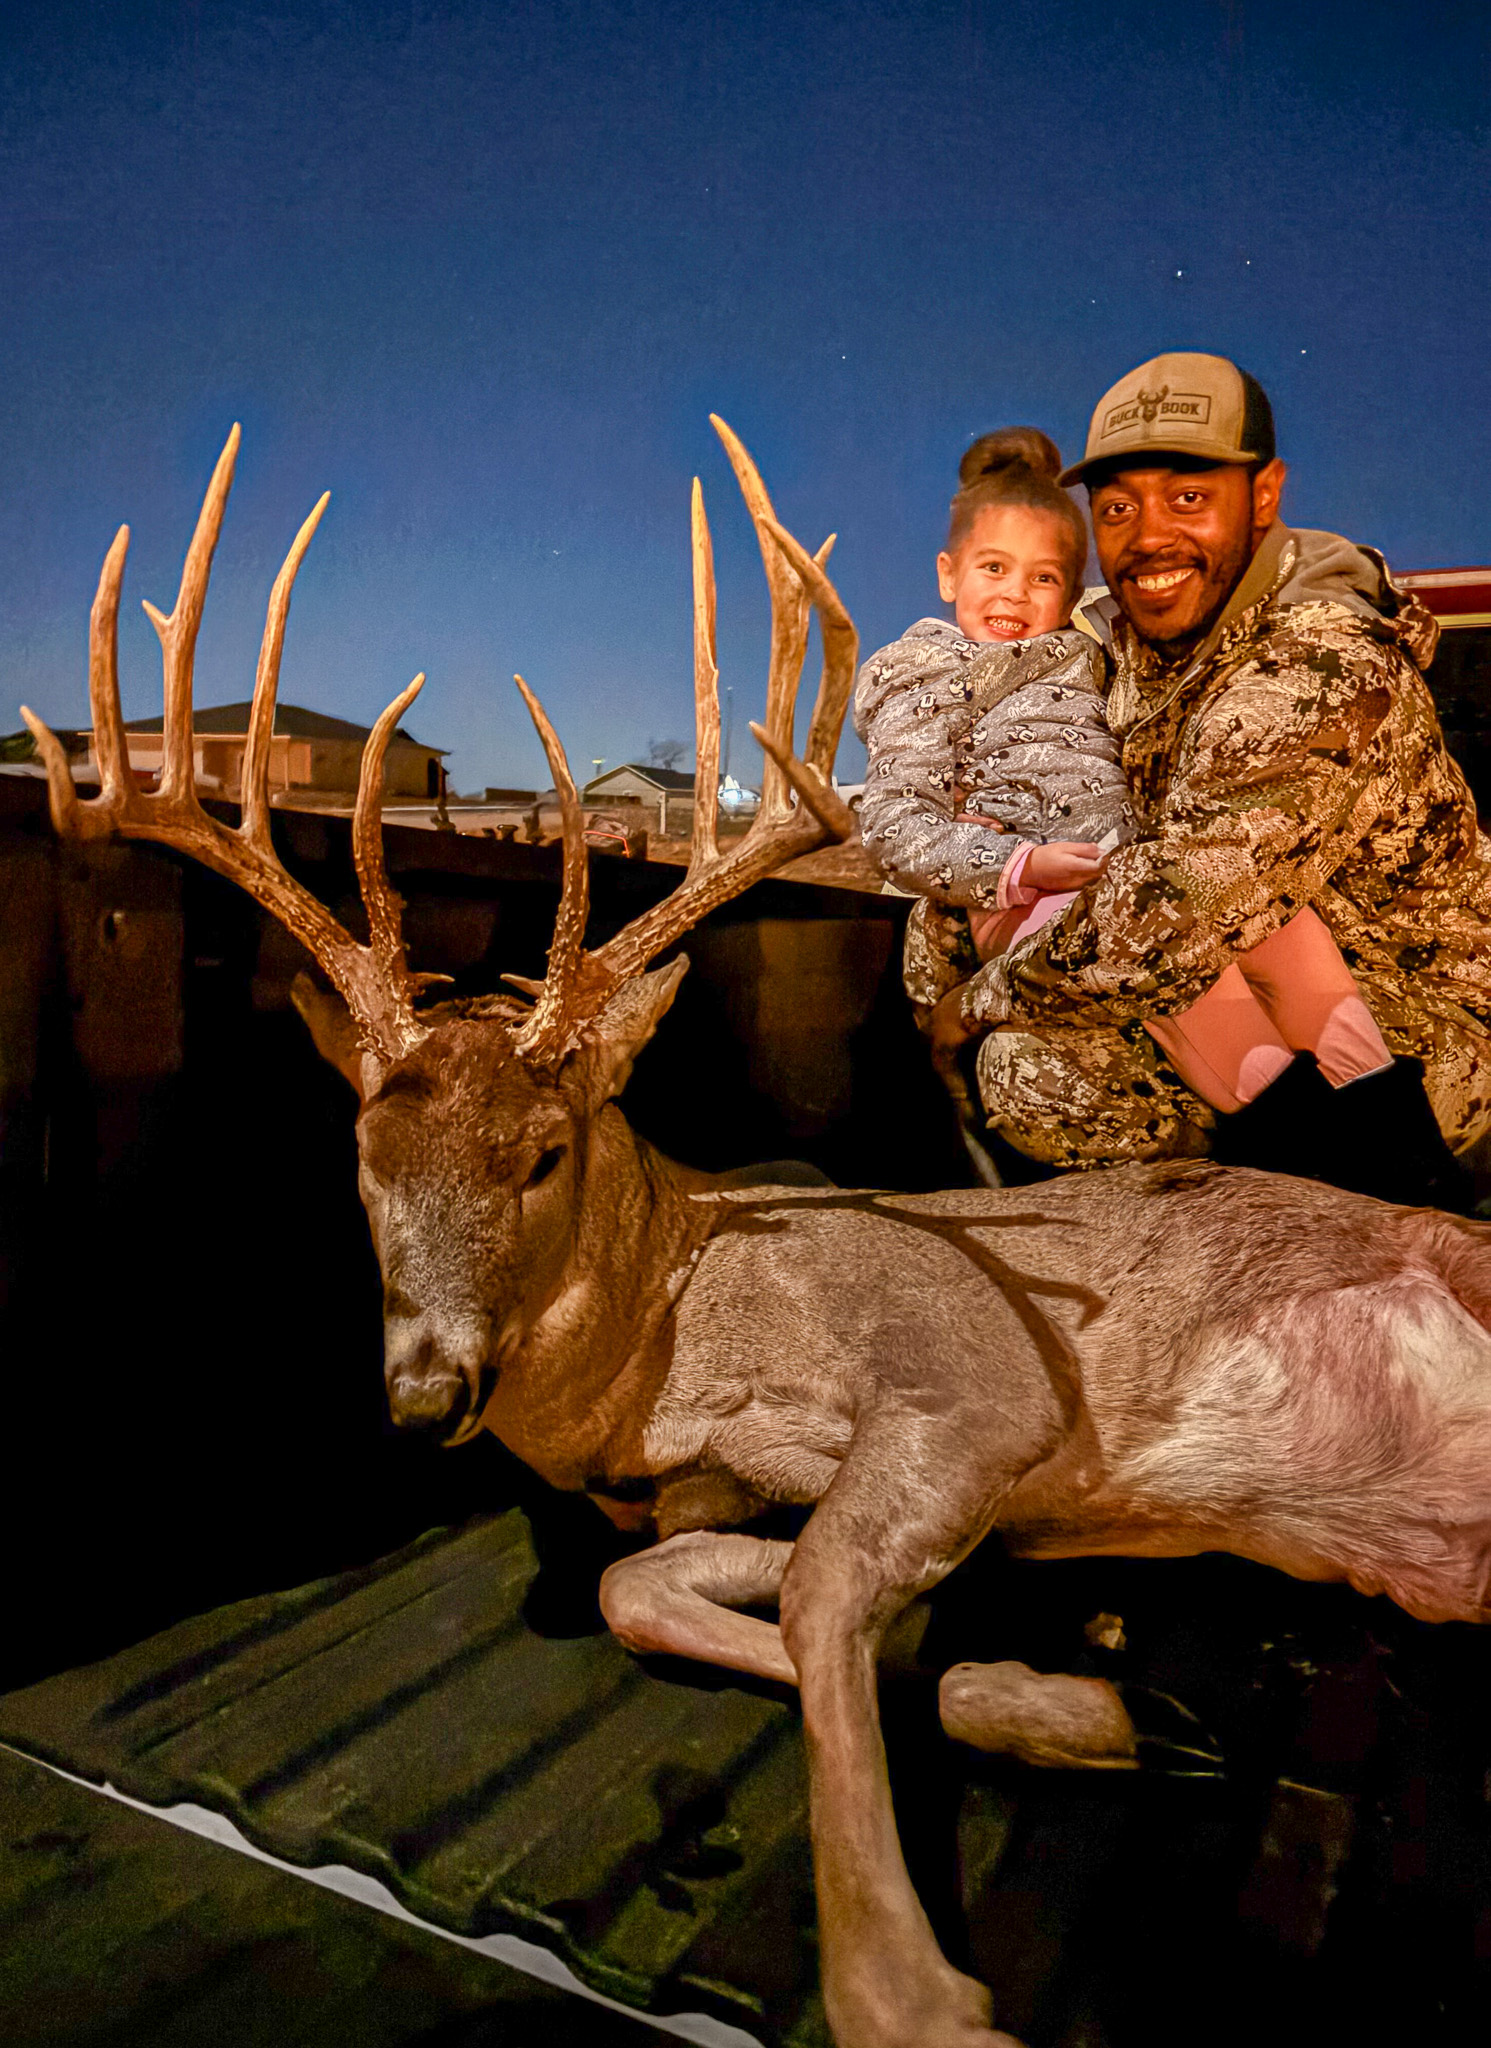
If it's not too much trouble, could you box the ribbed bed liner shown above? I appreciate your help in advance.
[0,1515,823,2040]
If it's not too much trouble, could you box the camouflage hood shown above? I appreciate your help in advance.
[1271,525,1440,673]
[1273,523,1389,617]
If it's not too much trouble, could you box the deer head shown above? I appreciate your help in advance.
[23,421,857,1455]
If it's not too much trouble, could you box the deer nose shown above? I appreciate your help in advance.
[389,1347,470,1433]
[384,1320,489,1435]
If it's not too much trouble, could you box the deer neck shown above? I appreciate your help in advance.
[480,1105,721,1490]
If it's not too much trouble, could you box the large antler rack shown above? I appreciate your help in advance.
[21,427,434,1066]
[512,414,858,1071]
[23,417,857,1078]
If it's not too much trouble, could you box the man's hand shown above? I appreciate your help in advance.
[927,985,976,1070]
[1022,841,1109,891]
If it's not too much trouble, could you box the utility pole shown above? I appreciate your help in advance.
[722,687,733,783]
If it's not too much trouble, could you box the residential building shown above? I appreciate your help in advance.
[581,762,696,836]
[90,702,446,801]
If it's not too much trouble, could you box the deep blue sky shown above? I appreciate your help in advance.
[3,0,1487,791]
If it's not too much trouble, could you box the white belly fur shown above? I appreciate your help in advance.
[1100,1273,1491,1619]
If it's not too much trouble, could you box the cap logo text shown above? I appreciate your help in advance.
[1101,391,1214,438]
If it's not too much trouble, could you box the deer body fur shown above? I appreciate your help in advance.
[25,422,1491,2048]
[630,1169,1491,1627]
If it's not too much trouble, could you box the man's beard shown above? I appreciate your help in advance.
[1117,527,1256,657]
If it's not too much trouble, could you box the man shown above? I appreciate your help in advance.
[917,351,1491,1204]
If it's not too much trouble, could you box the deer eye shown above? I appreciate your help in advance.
[526,1146,565,1189]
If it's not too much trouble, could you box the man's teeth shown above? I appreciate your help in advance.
[1133,568,1195,594]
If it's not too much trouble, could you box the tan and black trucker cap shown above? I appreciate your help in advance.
[1058,353,1276,487]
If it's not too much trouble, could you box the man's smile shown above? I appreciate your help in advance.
[1130,567,1197,595]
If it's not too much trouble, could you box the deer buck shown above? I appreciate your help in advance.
[23,425,1491,2048]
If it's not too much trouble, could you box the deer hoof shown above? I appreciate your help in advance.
[824,1958,1015,2048]
[939,1659,1138,1769]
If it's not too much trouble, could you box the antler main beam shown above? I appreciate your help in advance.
[510,416,858,1070]
[21,427,429,1066]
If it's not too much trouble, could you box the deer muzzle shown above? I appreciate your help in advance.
[384,1315,494,1441]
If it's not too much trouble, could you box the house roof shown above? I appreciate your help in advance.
[119,702,445,752]
[583,763,695,793]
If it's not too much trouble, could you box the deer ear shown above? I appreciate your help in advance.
[291,972,369,1099]
[560,957,689,1114]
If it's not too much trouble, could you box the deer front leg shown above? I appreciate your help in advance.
[780,1403,1049,2048]
[601,1529,935,1687]
[600,1530,797,1685]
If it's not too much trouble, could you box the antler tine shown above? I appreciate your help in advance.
[19,705,88,838]
[512,673,593,1065]
[585,774,845,996]
[688,477,721,873]
[352,673,428,1038]
[90,525,134,814]
[758,516,859,786]
[750,721,856,837]
[243,492,331,844]
[708,415,811,825]
[142,424,240,805]
[20,522,135,841]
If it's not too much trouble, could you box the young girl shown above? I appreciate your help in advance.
[854,429,1396,1133]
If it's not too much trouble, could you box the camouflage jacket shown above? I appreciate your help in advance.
[853,618,1133,908]
[952,523,1491,1053]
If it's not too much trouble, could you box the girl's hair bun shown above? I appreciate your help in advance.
[946,425,1086,588]
[958,427,1063,489]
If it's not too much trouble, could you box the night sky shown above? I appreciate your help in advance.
[3,1,1487,792]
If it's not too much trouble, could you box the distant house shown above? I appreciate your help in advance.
[91,702,447,801]
[581,763,696,835]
